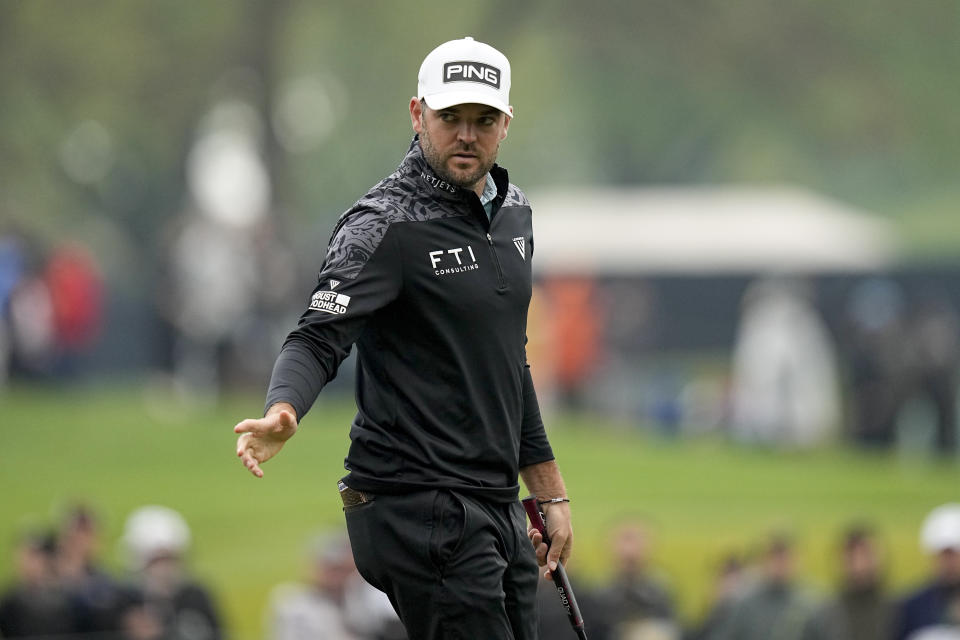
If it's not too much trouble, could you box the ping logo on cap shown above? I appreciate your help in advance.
[443,61,500,89]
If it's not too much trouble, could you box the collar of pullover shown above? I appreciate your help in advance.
[401,135,508,204]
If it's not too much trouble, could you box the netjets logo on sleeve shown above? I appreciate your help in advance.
[429,245,480,276]
[309,290,351,315]
[512,237,525,260]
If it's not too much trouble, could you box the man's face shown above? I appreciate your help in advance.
[765,546,795,585]
[843,539,882,587]
[936,548,960,583]
[613,523,651,574]
[410,98,510,192]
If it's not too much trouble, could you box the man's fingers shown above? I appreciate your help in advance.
[531,538,548,567]
[276,410,296,429]
[236,433,251,457]
[546,533,567,571]
[235,411,296,438]
[527,530,550,566]
[241,450,263,478]
[527,530,556,578]
[236,434,263,477]
[547,548,560,571]
[234,416,269,435]
[234,411,293,478]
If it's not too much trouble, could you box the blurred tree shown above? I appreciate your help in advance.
[1,0,958,285]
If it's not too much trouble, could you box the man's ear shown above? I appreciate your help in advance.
[410,97,424,134]
[500,113,511,141]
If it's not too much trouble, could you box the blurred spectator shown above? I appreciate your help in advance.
[7,270,57,377]
[0,232,28,388]
[902,291,959,453]
[0,234,25,311]
[810,524,893,640]
[730,277,840,447]
[842,278,909,448]
[266,532,405,640]
[543,276,606,410]
[44,243,104,373]
[908,620,960,640]
[894,504,960,640]
[57,504,125,634]
[0,530,83,635]
[702,534,822,640]
[161,97,286,400]
[0,236,105,383]
[594,520,679,639]
[0,311,8,387]
[118,505,223,640]
[525,284,558,411]
[166,215,259,399]
[691,554,750,640]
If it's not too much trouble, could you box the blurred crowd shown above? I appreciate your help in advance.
[263,533,404,640]
[0,503,402,640]
[728,277,959,453]
[0,233,103,386]
[4,503,960,640]
[3,220,958,458]
[541,503,960,640]
[0,505,221,640]
[533,274,959,455]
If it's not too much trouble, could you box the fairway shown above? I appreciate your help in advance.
[2,386,958,637]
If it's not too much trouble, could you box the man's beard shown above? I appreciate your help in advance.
[419,128,497,190]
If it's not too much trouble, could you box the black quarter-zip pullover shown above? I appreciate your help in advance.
[265,137,554,502]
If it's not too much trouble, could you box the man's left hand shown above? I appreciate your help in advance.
[527,501,573,580]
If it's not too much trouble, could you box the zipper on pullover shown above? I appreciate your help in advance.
[486,232,508,292]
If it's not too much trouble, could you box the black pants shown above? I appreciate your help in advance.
[344,487,540,640]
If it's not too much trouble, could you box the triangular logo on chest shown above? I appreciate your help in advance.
[329,279,341,289]
[512,237,525,260]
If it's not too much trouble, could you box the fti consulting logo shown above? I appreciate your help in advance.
[429,246,479,276]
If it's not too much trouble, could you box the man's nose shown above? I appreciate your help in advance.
[456,122,477,144]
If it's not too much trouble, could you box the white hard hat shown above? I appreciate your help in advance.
[920,503,960,553]
[122,505,191,568]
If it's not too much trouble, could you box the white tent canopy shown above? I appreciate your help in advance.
[525,185,899,274]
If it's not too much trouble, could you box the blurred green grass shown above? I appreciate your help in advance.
[2,386,958,637]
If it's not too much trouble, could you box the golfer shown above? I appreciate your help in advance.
[235,36,573,640]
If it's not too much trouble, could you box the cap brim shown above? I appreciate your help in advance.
[423,92,512,117]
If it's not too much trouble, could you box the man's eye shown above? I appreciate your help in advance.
[439,113,457,122]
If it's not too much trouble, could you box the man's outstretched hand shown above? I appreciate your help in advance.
[234,403,298,478]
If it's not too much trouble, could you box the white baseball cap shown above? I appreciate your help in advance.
[920,503,960,553]
[417,37,512,117]
[122,505,191,568]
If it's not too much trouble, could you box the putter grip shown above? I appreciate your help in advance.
[522,495,588,639]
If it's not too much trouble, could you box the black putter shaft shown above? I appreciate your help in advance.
[521,495,588,640]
